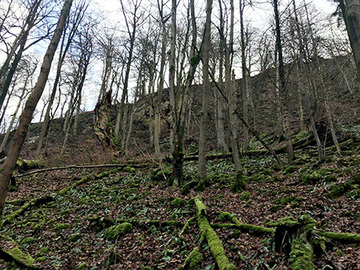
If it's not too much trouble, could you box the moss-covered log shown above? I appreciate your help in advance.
[4,168,123,224]
[314,230,360,243]
[0,234,38,268]
[273,216,316,270]
[183,247,203,270]
[87,215,184,231]
[212,222,274,234]
[216,211,274,234]
[3,195,54,225]
[194,196,236,270]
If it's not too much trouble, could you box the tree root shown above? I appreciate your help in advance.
[194,195,236,270]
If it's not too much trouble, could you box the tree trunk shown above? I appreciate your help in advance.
[0,0,73,219]
[274,0,294,161]
[292,0,324,162]
[239,0,249,150]
[197,0,212,188]
[340,0,360,75]
[0,89,27,153]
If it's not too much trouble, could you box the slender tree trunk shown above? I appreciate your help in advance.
[198,0,213,189]
[274,0,294,161]
[239,0,249,150]
[154,20,166,156]
[216,0,227,153]
[0,0,41,111]
[340,0,360,75]
[0,0,73,219]
[292,0,324,162]
[0,89,27,153]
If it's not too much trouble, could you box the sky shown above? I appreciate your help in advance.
[0,0,344,127]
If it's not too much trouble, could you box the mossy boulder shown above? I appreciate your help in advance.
[104,222,132,241]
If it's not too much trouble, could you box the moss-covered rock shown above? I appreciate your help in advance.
[104,222,132,241]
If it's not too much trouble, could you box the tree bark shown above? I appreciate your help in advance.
[0,0,73,219]
[274,0,294,161]
[198,0,212,188]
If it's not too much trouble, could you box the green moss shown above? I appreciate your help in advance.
[283,166,297,175]
[314,231,360,243]
[334,248,344,256]
[184,247,203,269]
[300,173,322,185]
[218,212,231,222]
[170,198,185,208]
[195,196,236,270]
[289,238,315,270]
[150,167,172,182]
[5,247,36,268]
[240,192,250,201]
[54,223,71,231]
[77,262,87,270]
[38,247,49,255]
[36,256,46,262]
[104,251,121,268]
[124,166,135,173]
[104,222,132,241]
[20,237,35,245]
[69,233,82,242]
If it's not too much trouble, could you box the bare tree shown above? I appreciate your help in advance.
[273,0,294,161]
[0,0,73,219]
[198,0,213,188]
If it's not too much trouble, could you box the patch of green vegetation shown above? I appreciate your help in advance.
[334,248,344,256]
[184,247,203,269]
[69,233,82,242]
[36,256,46,262]
[104,222,132,241]
[150,166,172,182]
[300,172,322,185]
[54,223,71,231]
[5,247,36,268]
[283,166,297,175]
[241,192,250,201]
[20,237,35,245]
[325,175,360,199]
[170,198,185,208]
[77,262,87,270]
[218,212,231,222]
[289,238,315,270]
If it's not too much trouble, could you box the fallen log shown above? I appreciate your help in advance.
[194,196,235,270]
[0,234,38,268]
[3,168,124,224]
[314,230,360,243]
[15,163,155,178]
[87,215,184,231]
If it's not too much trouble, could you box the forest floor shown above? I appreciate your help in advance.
[0,144,360,269]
